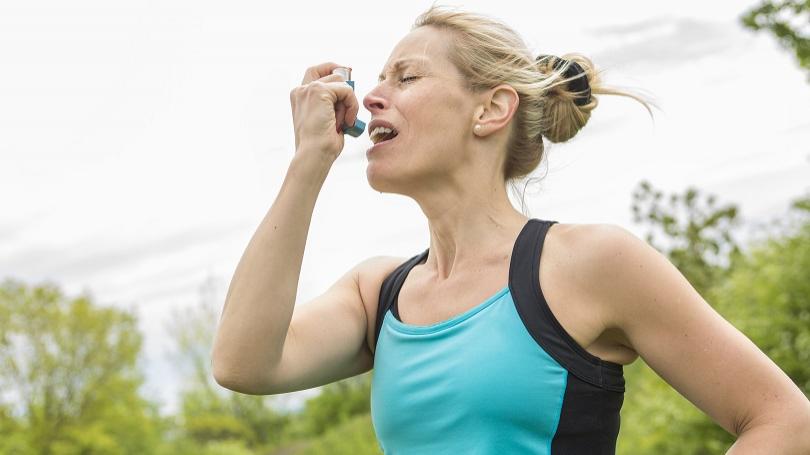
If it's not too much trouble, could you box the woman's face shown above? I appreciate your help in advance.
[362,26,479,196]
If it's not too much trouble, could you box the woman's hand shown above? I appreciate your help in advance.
[289,62,360,163]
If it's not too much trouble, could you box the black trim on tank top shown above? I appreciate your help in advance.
[373,250,428,354]
[510,219,625,392]
[390,251,428,322]
[552,372,624,453]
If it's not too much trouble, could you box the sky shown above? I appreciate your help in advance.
[1,0,809,415]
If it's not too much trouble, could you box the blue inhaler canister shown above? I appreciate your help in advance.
[332,67,366,137]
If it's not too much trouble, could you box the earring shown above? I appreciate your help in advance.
[474,124,482,134]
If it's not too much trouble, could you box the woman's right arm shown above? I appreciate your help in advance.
[211,62,363,394]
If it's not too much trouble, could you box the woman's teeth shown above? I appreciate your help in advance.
[370,126,398,144]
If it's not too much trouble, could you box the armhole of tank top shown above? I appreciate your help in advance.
[539,222,624,369]
[514,219,626,392]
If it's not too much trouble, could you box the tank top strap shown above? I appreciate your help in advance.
[373,248,429,351]
[510,218,625,392]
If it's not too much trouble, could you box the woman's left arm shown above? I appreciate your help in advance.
[581,224,810,454]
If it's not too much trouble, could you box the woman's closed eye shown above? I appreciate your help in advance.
[399,75,419,84]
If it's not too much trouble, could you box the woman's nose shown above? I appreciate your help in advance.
[363,88,387,113]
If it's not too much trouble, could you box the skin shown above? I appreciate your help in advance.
[359,25,810,452]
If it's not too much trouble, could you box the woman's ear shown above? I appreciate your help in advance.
[475,84,519,136]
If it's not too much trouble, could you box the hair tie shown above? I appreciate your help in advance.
[536,55,591,107]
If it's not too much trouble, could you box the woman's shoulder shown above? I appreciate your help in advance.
[547,222,650,295]
[548,222,639,255]
[354,255,413,355]
[544,222,644,352]
[355,255,414,287]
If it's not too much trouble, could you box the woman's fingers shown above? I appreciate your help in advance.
[301,62,344,85]
[343,91,360,131]
[289,68,361,161]
[309,73,358,134]
[323,79,359,133]
[305,73,353,133]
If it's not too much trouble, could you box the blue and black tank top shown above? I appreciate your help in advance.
[370,218,625,454]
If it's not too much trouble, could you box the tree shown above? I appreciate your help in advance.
[291,373,373,438]
[299,412,382,455]
[630,180,744,296]
[741,0,810,81]
[266,372,379,454]
[0,279,164,454]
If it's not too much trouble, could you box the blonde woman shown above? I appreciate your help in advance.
[212,4,810,454]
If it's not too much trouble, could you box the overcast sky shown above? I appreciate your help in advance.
[2,0,809,414]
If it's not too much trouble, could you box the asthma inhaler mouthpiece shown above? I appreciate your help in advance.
[331,67,366,137]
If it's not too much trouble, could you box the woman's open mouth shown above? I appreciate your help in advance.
[367,126,399,155]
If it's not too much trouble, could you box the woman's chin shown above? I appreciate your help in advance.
[366,165,405,194]
[366,167,388,192]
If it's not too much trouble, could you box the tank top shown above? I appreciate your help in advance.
[370,218,625,454]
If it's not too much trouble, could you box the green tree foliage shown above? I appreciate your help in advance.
[291,373,373,438]
[630,180,743,295]
[267,372,379,454]
[299,412,382,455]
[741,0,810,81]
[0,279,164,454]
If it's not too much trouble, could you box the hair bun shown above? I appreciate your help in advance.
[536,55,591,106]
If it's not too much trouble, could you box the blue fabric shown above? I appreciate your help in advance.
[371,286,568,454]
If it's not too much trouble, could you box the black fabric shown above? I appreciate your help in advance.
[510,219,625,392]
[552,373,625,454]
[391,251,429,322]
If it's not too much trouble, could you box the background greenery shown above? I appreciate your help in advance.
[1,1,808,453]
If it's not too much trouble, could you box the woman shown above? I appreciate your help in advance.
[212,5,810,454]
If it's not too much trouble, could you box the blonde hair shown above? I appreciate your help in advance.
[413,4,657,214]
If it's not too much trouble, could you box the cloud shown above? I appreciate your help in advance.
[586,16,677,37]
[588,16,751,71]
[3,223,241,280]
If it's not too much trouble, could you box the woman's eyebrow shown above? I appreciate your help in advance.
[378,58,429,82]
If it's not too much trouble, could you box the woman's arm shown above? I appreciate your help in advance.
[578,224,810,454]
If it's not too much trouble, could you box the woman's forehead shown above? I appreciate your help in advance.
[386,27,449,66]
[379,28,465,83]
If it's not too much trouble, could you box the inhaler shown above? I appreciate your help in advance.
[331,67,366,137]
